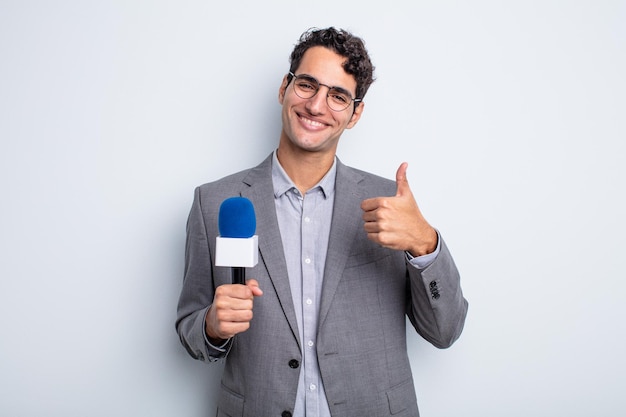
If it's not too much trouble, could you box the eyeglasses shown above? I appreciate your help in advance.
[288,72,361,112]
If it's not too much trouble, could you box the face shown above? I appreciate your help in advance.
[278,46,364,156]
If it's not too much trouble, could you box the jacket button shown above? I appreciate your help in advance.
[429,280,437,289]
[282,411,293,417]
[288,359,300,369]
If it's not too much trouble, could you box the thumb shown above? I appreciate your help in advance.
[395,162,411,197]
[246,279,264,297]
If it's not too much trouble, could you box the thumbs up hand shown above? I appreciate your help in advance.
[360,162,438,257]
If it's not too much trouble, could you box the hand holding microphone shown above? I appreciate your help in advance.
[205,197,263,343]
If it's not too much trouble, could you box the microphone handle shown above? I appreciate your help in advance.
[232,267,245,285]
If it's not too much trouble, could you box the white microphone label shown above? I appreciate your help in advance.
[215,235,259,267]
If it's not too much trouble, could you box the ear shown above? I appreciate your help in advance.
[346,101,365,129]
[278,75,289,104]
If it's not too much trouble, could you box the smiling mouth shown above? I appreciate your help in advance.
[299,114,326,128]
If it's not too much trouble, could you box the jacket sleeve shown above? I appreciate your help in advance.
[406,235,468,349]
[175,186,228,362]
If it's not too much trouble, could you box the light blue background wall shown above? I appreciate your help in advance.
[1,1,625,416]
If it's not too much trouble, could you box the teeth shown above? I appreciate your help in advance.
[302,116,324,127]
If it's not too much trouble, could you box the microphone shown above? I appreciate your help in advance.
[215,197,258,285]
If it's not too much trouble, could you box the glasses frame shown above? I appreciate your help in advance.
[288,72,362,112]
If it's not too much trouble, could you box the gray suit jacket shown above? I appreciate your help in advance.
[176,154,468,417]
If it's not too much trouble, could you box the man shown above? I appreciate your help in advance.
[176,27,468,417]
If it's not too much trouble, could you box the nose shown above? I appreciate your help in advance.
[305,85,330,114]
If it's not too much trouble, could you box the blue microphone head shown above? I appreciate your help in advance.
[218,197,256,238]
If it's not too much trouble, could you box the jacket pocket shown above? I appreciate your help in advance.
[386,379,419,416]
[216,383,244,417]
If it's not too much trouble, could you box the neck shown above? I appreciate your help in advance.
[276,146,335,194]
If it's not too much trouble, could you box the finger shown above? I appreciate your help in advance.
[362,209,378,222]
[395,162,411,197]
[216,283,253,301]
[206,303,252,340]
[246,279,264,297]
[360,197,381,212]
[214,295,254,314]
[214,307,254,327]
[363,221,382,233]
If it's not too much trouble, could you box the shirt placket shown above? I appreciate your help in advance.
[301,190,320,416]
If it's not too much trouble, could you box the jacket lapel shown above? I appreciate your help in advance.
[240,155,301,349]
[318,160,365,329]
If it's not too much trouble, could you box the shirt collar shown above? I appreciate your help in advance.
[271,150,337,199]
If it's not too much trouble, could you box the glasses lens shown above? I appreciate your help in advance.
[327,88,352,111]
[293,76,319,99]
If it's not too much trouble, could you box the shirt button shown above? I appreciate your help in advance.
[288,359,300,369]
[310,384,316,391]
[307,340,314,347]
[305,217,311,223]
[304,258,311,264]
[306,298,312,305]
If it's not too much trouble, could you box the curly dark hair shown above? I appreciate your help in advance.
[287,27,376,105]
